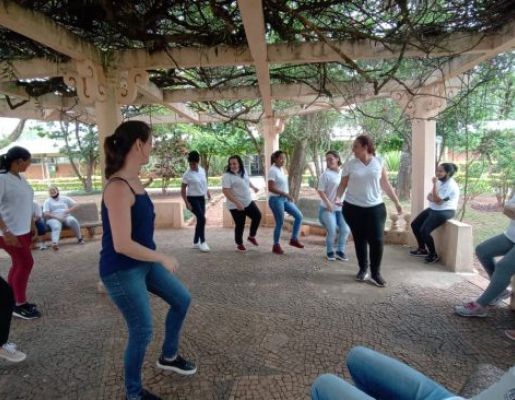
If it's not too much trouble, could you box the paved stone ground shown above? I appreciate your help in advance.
[0,225,513,400]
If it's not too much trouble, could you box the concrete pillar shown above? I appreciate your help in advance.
[261,117,283,181]
[95,77,121,185]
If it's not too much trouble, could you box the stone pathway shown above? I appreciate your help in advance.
[0,226,513,400]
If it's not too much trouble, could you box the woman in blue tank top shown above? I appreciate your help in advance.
[100,121,196,400]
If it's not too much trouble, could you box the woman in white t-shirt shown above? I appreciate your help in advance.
[43,185,84,250]
[410,163,460,263]
[181,151,211,252]
[337,135,402,287]
[317,151,350,261]
[268,150,304,255]
[455,195,515,317]
[222,155,261,252]
[0,146,41,321]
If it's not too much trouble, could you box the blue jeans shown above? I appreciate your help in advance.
[311,346,455,400]
[268,196,303,245]
[101,263,192,400]
[318,207,350,255]
[475,233,515,306]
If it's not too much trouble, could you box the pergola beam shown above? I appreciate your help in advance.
[237,0,273,117]
[0,0,103,64]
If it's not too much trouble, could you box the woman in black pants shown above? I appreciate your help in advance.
[410,163,460,263]
[0,277,26,362]
[181,151,211,252]
[337,135,402,287]
[222,155,262,251]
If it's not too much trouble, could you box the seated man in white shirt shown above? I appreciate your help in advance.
[43,186,84,250]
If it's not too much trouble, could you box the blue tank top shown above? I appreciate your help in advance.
[99,178,156,277]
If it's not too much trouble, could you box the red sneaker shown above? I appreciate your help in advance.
[237,244,247,252]
[272,244,284,255]
[289,239,304,249]
[247,236,259,246]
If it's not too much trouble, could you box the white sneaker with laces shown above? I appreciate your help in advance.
[199,242,210,252]
[0,343,26,362]
[455,301,488,317]
[193,241,200,249]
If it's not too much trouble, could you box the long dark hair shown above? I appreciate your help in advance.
[354,135,376,156]
[271,150,284,165]
[104,121,151,179]
[0,146,31,173]
[226,155,245,178]
[325,150,342,166]
[440,162,458,178]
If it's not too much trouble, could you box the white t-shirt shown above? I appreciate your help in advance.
[342,156,384,207]
[0,173,34,236]
[182,167,208,197]
[43,195,76,220]
[268,165,289,197]
[33,201,43,219]
[429,178,460,211]
[318,169,343,211]
[504,196,515,243]
[222,172,252,210]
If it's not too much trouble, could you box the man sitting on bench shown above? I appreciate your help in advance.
[43,186,84,251]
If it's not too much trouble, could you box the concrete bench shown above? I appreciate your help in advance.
[40,202,102,241]
[153,199,184,229]
[285,198,325,236]
[432,219,474,273]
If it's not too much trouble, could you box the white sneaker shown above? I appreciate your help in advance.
[38,243,48,250]
[199,242,210,252]
[193,241,200,249]
[0,343,26,362]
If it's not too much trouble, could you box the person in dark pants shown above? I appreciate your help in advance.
[0,277,26,362]
[222,155,262,251]
[181,151,211,252]
[410,163,460,264]
[337,135,402,287]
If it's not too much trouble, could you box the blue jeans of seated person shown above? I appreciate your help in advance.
[268,196,303,245]
[311,346,455,400]
[318,207,350,256]
[475,233,515,306]
[101,263,192,400]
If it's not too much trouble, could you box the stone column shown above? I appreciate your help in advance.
[261,117,283,180]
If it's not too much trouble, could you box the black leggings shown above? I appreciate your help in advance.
[343,201,387,276]
[229,201,262,245]
[0,277,14,346]
[411,208,455,255]
[188,196,206,243]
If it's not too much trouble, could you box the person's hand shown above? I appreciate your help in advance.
[207,192,212,201]
[326,203,334,212]
[161,255,179,273]
[432,176,438,184]
[236,202,245,211]
[3,231,20,247]
[286,194,294,202]
[335,200,343,207]
[253,187,259,194]
[186,202,192,211]
[395,203,403,214]
[427,193,434,202]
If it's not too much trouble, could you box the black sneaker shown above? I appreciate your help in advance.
[410,248,428,257]
[369,274,387,287]
[335,251,349,261]
[13,303,41,320]
[156,354,197,375]
[355,270,369,282]
[424,254,440,264]
[126,389,162,400]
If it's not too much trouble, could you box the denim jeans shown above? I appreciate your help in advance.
[311,346,455,400]
[475,233,515,306]
[47,216,82,244]
[318,207,350,255]
[101,263,192,400]
[268,196,303,245]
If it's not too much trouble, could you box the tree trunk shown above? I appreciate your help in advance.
[397,136,412,200]
[0,119,26,147]
[288,139,308,201]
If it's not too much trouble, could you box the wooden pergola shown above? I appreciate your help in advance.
[0,0,513,217]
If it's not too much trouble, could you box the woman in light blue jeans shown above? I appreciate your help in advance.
[267,150,304,254]
[312,346,458,400]
[455,196,515,317]
[317,151,350,261]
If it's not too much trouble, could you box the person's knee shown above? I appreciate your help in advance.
[130,324,153,346]
[311,374,341,400]
[346,346,372,370]
[176,290,192,317]
[475,242,489,259]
